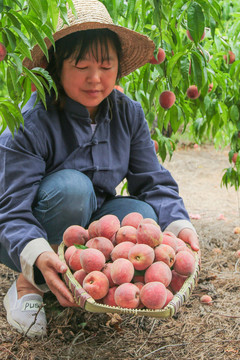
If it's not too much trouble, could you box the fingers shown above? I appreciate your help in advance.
[178,228,200,252]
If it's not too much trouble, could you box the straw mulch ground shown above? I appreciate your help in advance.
[1,143,240,360]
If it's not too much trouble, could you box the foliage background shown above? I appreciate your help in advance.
[0,0,240,188]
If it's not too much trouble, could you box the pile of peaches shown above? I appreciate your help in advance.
[62,212,196,310]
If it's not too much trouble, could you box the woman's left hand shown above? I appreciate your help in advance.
[178,228,200,252]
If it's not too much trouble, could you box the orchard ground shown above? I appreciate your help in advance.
[1,142,240,360]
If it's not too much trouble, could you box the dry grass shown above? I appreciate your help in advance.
[1,144,240,360]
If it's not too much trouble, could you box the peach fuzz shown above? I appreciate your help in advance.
[200,294,213,305]
[169,270,187,294]
[128,244,155,271]
[159,91,176,110]
[101,263,115,287]
[85,236,114,261]
[83,271,109,300]
[110,241,135,261]
[115,225,137,244]
[139,218,159,227]
[176,246,195,258]
[87,220,99,239]
[144,261,172,287]
[64,245,77,266]
[63,225,89,247]
[96,214,120,240]
[154,244,176,267]
[121,212,143,229]
[68,248,83,271]
[136,222,162,248]
[114,283,140,309]
[111,258,134,285]
[173,250,195,276]
[140,282,167,309]
[73,269,87,286]
[79,248,105,273]
[102,286,118,306]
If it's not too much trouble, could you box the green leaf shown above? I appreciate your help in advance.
[0,0,3,13]
[230,105,239,123]
[22,67,47,108]
[187,2,205,44]
[74,244,88,249]
[3,28,16,50]
[28,0,48,24]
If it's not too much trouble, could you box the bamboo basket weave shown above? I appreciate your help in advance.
[58,241,200,318]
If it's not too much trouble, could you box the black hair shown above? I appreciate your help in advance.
[46,28,122,107]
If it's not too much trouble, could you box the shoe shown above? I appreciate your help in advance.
[3,281,47,337]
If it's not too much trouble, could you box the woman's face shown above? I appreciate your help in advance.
[61,40,119,119]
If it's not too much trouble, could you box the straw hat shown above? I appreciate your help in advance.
[23,0,155,77]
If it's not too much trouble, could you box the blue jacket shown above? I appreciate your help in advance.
[0,89,194,285]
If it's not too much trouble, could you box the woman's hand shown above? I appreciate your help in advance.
[178,228,200,252]
[35,251,79,307]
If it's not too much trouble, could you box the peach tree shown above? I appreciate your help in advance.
[0,0,74,135]
[102,0,240,191]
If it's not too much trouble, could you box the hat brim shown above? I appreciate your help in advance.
[23,22,155,77]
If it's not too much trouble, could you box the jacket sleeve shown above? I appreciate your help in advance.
[0,116,53,285]
[126,102,196,235]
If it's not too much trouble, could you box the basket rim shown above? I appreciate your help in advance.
[58,241,200,318]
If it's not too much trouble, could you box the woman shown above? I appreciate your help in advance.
[0,0,199,337]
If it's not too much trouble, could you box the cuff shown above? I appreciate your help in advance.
[20,238,54,292]
[164,219,197,237]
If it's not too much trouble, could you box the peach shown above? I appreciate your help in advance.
[128,244,155,270]
[0,42,7,61]
[111,258,134,285]
[223,50,235,64]
[140,218,159,227]
[144,261,172,287]
[164,288,174,307]
[85,236,114,261]
[134,282,145,308]
[173,250,195,276]
[186,29,205,42]
[208,82,213,93]
[149,47,166,64]
[73,269,87,286]
[154,244,176,267]
[115,225,137,244]
[161,232,178,252]
[136,222,162,248]
[159,91,176,110]
[87,220,99,238]
[169,270,187,294]
[83,270,109,300]
[176,246,195,258]
[114,283,140,309]
[79,248,105,273]
[140,282,167,309]
[63,225,89,247]
[232,153,238,164]
[68,249,83,271]
[110,241,135,261]
[64,245,77,266]
[96,214,120,240]
[101,263,115,287]
[187,85,200,100]
[175,237,187,249]
[200,294,213,305]
[154,140,159,153]
[121,212,143,228]
[102,286,118,306]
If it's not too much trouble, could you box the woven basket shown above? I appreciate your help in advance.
[58,241,200,318]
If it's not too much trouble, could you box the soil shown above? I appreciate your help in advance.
[1,143,240,360]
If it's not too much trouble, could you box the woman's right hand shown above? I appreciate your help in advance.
[35,251,79,307]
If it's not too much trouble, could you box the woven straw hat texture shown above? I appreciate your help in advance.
[23,0,155,77]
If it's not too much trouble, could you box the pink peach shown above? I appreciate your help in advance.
[102,286,118,306]
[128,244,155,270]
[85,236,114,261]
[114,283,140,309]
[111,258,134,285]
[154,244,176,267]
[169,270,187,294]
[63,225,89,247]
[68,249,83,271]
[140,282,167,309]
[79,248,105,273]
[121,212,144,229]
[144,261,172,287]
[115,225,137,244]
[136,222,162,248]
[96,214,120,240]
[110,241,135,261]
[73,269,87,286]
[173,250,195,276]
[83,270,109,300]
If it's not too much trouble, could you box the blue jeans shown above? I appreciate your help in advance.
[1,169,157,271]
